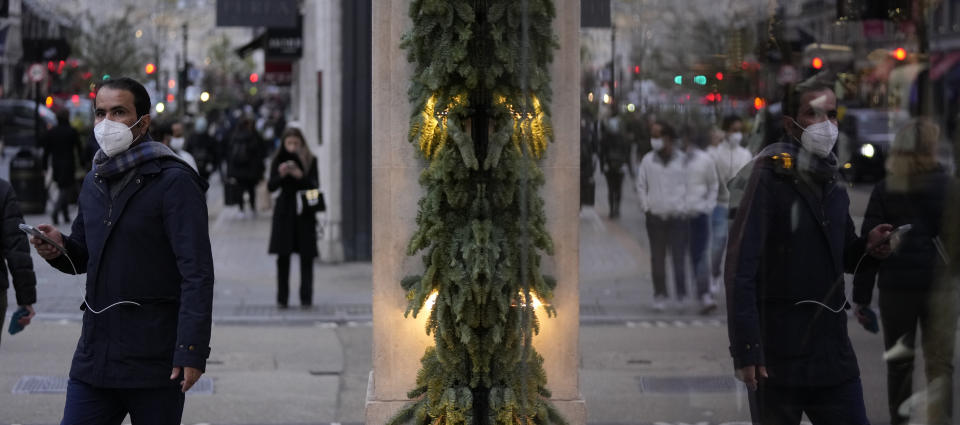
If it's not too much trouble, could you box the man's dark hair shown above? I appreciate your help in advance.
[97,77,151,118]
[655,120,677,140]
[783,73,835,118]
[155,121,174,139]
[721,115,742,131]
[56,109,70,126]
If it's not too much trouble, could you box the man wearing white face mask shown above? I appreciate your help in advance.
[707,116,752,293]
[159,121,198,173]
[636,121,689,312]
[725,75,894,425]
[26,77,214,425]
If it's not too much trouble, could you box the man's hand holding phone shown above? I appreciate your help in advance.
[27,224,65,260]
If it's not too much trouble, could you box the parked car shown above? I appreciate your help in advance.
[838,108,909,182]
[0,100,57,147]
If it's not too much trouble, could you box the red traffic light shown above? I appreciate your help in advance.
[706,93,716,102]
[894,48,907,61]
[145,63,156,74]
[754,97,766,110]
[166,93,175,103]
[249,73,259,83]
[812,57,824,70]
[715,72,724,81]
[633,65,640,74]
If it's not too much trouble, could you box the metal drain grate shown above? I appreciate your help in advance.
[12,376,68,394]
[638,375,739,393]
[12,376,214,395]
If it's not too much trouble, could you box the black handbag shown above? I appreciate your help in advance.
[296,188,325,215]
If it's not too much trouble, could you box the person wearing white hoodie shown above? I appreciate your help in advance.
[636,121,688,311]
[685,131,720,314]
[707,116,752,292]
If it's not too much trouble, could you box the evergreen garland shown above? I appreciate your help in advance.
[389,0,566,424]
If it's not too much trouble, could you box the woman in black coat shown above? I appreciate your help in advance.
[853,118,958,425]
[267,128,319,308]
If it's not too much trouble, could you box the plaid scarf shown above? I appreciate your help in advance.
[93,142,180,178]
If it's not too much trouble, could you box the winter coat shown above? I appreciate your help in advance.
[636,150,687,218]
[227,129,267,183]
[42,124,83,187]
[708,140,753,206]
[853,171,956,304]
[47,157,214,388]
[267,151,319,258]
[0,179,36,305]
[684,149,719,215]
[725,141,870,387]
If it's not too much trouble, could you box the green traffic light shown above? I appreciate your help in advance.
[674,75,682,85]
[694,75,707,85]
[102,74,111,80]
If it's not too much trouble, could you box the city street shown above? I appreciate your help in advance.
[1,163,953,424]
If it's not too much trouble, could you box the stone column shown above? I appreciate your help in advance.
[366,1,585,424]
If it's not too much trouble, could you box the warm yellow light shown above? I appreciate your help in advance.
[627,103,636,112]
[135,29,143,39]
[860,143,876,158]
[424,291,439,312]
[200,91,210,102]
[602,93,611,104]
[843,162,852,169]
[155,102,165,113]
[587,92,594,102]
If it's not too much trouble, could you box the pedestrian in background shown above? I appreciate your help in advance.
[42,109,83,226]
[708,116,752,292]
[268,127,319,309]
[30,77,214,424]
[599,114,631,219]
[0,178,37,346]
[636,121,688,312]
[580,119,598,208]
[853,118,958,425]
[187,115,217,183]
[157,120,198,173]
[684,128,719,314]
[227,116,267,217]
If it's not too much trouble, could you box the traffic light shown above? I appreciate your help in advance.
[145,63,156,74]
[715,72,724,81]
[674,75,682,85]
[694,75,707,85]
[166,93,175,103]
[167,79,176,89]
[754,97,766,110]
[894,47,907,61]
[249,73,259,83]
[812,57,824,70]
[633,65,640,74]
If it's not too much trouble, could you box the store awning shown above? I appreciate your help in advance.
[235,31,267,58]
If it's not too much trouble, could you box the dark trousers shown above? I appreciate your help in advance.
[645,213,687,299]
[688,212,710,297]
[61,378,184,425]
[277,254,314,306]
[604,170,624,218]
[748,377,869,425]
[53,182,75,225]
[0,290,6,346]
[236,181,257,212]
[879,288,958,425]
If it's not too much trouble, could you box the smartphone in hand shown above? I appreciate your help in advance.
[18,223,65,252]
[8,307,29,335]
[858,306,879,334]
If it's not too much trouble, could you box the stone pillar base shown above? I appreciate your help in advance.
[319,220,345,263]
[365,371,587,425]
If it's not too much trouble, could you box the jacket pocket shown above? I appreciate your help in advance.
[115,302,179,362]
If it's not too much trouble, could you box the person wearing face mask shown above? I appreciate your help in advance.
[158,121,198,173]
[636,121,689,312]
[26,77,214,424]
[707,116,753,293]
[724,75,895,425]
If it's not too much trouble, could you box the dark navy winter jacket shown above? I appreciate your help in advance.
[725,141,871,387]
[48,156,214,388]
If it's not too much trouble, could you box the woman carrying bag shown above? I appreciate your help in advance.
[268,128,322,309]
